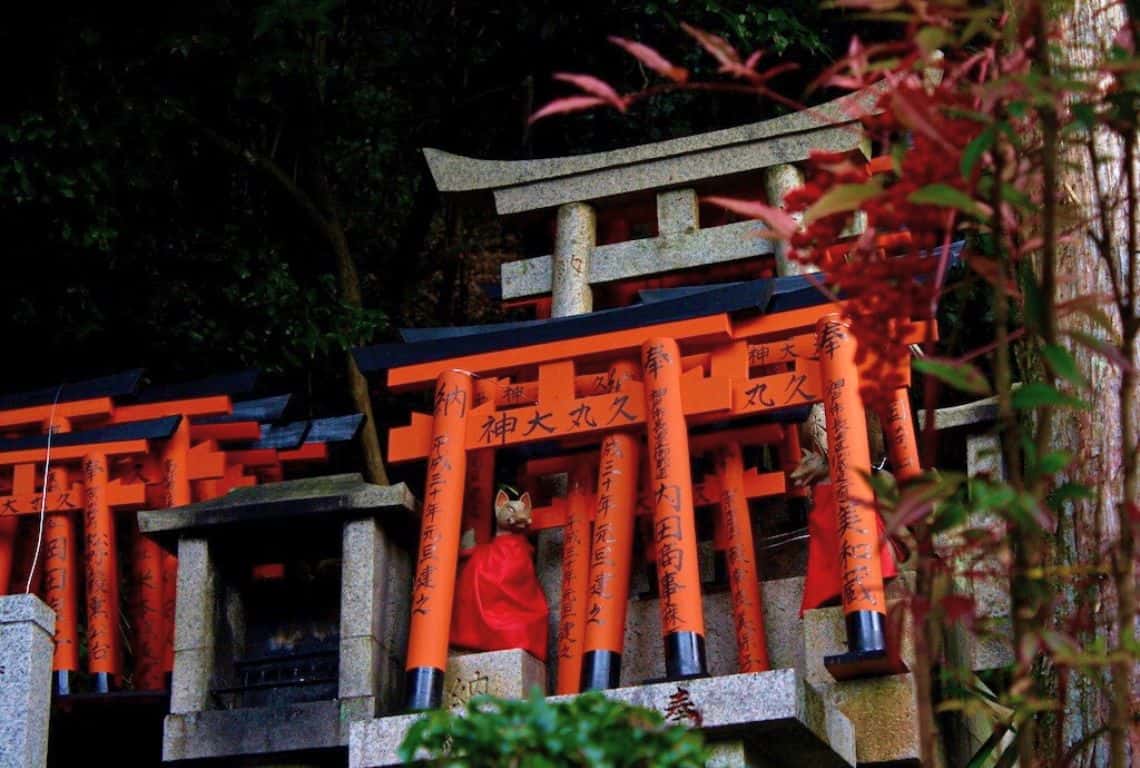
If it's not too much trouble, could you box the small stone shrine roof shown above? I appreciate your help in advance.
[138,473,417,542]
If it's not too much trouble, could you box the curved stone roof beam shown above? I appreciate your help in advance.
[422,87,881,214]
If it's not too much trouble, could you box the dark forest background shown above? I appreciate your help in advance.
[2,1,875,424]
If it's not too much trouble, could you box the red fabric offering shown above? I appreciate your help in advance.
[800,482,898,615]
[449,534,549,660]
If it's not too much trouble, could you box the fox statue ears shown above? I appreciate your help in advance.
[494,489,532,513]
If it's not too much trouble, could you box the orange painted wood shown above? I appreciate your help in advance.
[43,467,80,672]
[278,443,328,463]
[0,466,34,593]
[0,440,150,466]
[816,315,887,617]
[387,315,733,391]
[392,374,735,463]
[641,338,705,639]
[111,395,232,422]
[0,397,114,431]
[879,388,922,482]
[187,440,226,480]
[692,469,786,508]
[460,449,495,553]
[733,367,822,415]
[83,452,122,674]
[688,424,785,455]
[131,497,166,689]
[582,430,638,660]
[224,448,279,466]
[731,303,845,339]
[714,442,771,672]
[556,461,593,695]
[405,371,473,673]
[158,419,191,677]
[188,421,261,442]
[780,422,810,500]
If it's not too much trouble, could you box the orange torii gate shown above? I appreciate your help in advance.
[356,275,932,709]
[0,372,357,695]
[521,421,787,692]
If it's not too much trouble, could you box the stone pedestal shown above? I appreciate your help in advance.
[349,669,856,768]
[443,649,546,708]
[803,601,920,766]
[0,594,56,768]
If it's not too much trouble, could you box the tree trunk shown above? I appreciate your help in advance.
[316,171,391,487]
[1039,0,1135,763]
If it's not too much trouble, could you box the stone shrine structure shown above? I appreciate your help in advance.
[0,88,1015,768]
[347,88,936,767]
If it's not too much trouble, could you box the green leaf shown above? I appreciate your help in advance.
[908,183,981,216]
[1037,450,1073,475]
[1042,344,1088,388]
[803,180,883,224]
[1022,276,1045,333]
[960,124,995,178]
[1011,382,1091,410]
[1047,481,1093,510]
[913,356,992,395]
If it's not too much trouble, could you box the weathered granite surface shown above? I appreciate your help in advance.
[443,649,546,707]
[0,595,55,768]
[170,537,216,715]
[164,700,346,761]
[424,88,880,207]
[551,202,595,317]
[349,670,856,768]
[501,218,777,300]
[803,601,921,766]
[621,576,807,686]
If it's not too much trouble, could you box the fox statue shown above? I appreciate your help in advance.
[493,489,532,532]
[450,488,548,660]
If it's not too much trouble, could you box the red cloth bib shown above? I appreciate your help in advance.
[449,534,549,660]
[801,482,898,615]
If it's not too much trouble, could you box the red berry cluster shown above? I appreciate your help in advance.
[782,81,980,407]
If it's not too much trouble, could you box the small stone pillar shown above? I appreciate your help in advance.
[762,164,806,279]
[656,189,699,235]
[551,202,595,318]
[0,594,56,768]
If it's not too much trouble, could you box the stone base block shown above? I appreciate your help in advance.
[163,699,345,761]
[0,595,55,768]
[706,740,764,767]
[817,674,921,766]
[802,600,915,687]
[804,601,922,765]
[350,669,856,768]
[443,649,546,708]
[621,576,808,687]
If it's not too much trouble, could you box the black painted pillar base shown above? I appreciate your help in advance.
[824,610,907,681]
[92,672,112,694]
[580,650,622,691]
[664,631,708,680]
[54,671,71,696]
[405,667,445,711]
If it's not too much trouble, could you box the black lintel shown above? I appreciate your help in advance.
[0,415,182,453]
[638,274,834,314]
[359,277,816,373]
[0,369,144,412]
[304,414,364,444]
[132,370,259,404]
[250,421,310,450]
[192,395,292,425]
